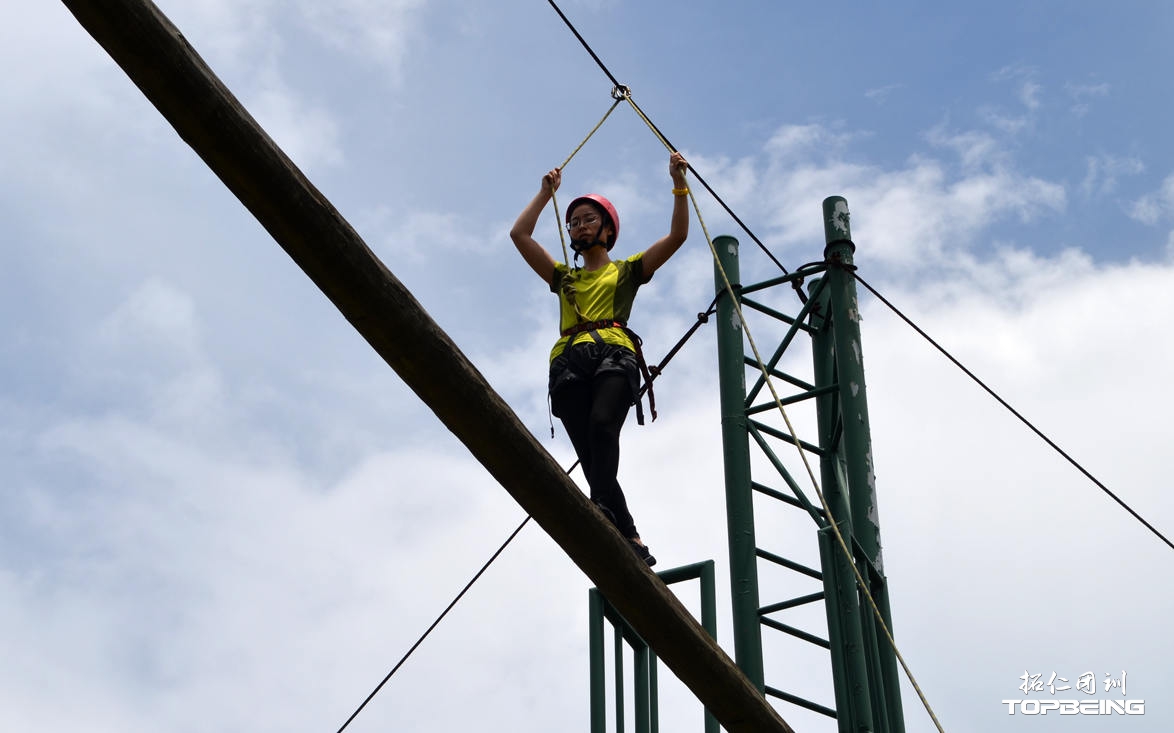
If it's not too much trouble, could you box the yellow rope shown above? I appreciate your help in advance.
[622,91,948,733]
[560,95,623,171]
[550,95,624,265]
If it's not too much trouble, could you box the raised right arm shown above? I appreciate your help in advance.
[509,168,561,287]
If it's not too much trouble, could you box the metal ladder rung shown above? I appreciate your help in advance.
[746,383,838,416]
[760,616,831,649]
[756,548,823,581]
[748,418,825,456]
[765,686,838,719]
[741,355,816,392]
[752,481,827,519]
[759,591,825,615]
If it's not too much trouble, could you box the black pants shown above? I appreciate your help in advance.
[550,343,640,539]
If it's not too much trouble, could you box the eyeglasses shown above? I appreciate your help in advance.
[566,214,601,231]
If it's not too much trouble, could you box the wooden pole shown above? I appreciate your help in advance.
[58,2,794,731]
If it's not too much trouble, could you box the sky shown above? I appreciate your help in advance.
[3,1,1172,731]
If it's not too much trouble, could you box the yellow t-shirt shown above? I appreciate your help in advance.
[549,253,649,361]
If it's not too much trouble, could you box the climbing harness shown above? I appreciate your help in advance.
[559,318,656,424]
[544,90,661,427]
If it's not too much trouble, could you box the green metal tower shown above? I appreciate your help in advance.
[587,197,904,732]
[714,197,905,731]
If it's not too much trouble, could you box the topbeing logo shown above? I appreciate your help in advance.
[1001,699,1145,715]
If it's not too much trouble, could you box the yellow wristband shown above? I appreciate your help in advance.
[672,187,689,196]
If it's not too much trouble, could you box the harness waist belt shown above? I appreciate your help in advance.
[560,319,627,337]
[558,319,657,425]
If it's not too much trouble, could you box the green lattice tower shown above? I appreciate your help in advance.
[713,197,906,732]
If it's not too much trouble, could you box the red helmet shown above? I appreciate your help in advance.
[565,193,620,249]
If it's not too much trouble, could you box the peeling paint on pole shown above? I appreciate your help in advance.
[821,197,882,571]
[827,198,852,240]
[820,196,906,731]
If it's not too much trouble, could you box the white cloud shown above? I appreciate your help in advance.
[1081,154,1145,198]
[296,0,426,77]
[926,125,1005,170]
[7,401,562,731]
[1129,173,1174,225]
[865,84,903,104]
[73,279,234,432]
[750,123,1066,268]
[980,65,1042,135]
[1065,80,1110,117]
[248,78,345,170]
[765,123,860,163]
[979,104,1031,135]
[709,155,761,208]
[157,0,283,67]
[1019,79,1042,110]
[366,208,493,262]
[991,63,1037,83]
[1065,81,1111,99]
[96,278,202,358]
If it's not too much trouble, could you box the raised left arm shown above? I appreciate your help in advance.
[641,152,690,278]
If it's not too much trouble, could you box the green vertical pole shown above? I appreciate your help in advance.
[650,653,659,733]
[700,561,720,733]
[635,644,651,733]
[874,586,905,733]
[811,276,876,733]
[614,627,625,732]
[808,274,854,540]
[589,589,606,733]
[822,196,881,579]
[713,234,765,692]
[822,196,905,732]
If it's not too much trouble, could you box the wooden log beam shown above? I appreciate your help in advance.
[58,2,794,731]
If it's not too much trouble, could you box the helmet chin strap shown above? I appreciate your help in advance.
[570,231,610,262]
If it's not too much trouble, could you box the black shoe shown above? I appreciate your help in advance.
[627,538,656,567]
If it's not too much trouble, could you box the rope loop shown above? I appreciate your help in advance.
[611,84,631,100]
[549,96,625,266]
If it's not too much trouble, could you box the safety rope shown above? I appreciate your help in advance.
[336,512,534,733]
[619,93,792,277]
[544,0,625,91]
[853,271,1174,553]
[550,94,624,265]
[335,295,720,732]
[543,0,792,277]
[640,296,719,394]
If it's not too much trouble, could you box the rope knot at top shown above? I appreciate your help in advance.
[610,84,631,100]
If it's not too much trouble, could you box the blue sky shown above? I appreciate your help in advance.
[3,1,1172,732]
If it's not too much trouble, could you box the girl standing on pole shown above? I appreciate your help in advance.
[510,152,690,566]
